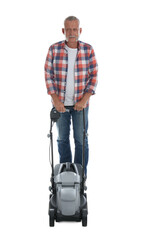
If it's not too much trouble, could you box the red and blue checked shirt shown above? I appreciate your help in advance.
[44,40,98,106]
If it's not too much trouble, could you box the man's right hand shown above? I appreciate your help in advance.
[51,93,66,113]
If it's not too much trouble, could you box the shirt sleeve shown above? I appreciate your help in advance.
[44,46,56,95]
[85,47,98,94]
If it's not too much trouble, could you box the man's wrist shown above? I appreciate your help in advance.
[51,93,60,103]
[82,92,92,103]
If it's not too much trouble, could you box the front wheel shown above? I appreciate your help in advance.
[49,215,55,227]
[82,208,88,227]
[82,216,87,226]
[49,209,55,227]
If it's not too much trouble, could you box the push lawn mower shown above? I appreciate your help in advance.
[47,107,88,226]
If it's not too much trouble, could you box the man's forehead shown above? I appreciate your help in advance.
[64,20,79,27]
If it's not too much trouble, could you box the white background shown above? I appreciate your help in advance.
[0,0,145,239]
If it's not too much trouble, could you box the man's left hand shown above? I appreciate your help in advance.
[74,100,86,111]
[74,93,92,111]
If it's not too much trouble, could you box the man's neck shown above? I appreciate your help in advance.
[66,41,78,49]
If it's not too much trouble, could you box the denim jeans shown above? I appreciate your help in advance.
[56,106,89,176]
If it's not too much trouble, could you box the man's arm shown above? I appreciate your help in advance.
[74,47,98,111]
[85,47,98,94]
[44,46,56,95]
[45,46,66,113]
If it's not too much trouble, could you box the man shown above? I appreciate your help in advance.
[44,16,98,176]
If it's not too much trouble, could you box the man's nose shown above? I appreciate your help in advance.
[69,29,73,35]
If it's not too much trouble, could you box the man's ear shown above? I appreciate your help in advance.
[62,28,65,34]
[80,28,82,34]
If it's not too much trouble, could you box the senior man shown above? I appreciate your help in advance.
[44,16,98,176]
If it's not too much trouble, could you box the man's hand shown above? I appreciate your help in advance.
[54,101,66,113]
[51,93,66,112]
[74,100,86,111]
[74,92,92,111]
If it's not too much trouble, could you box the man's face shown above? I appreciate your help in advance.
[62,20,82,43]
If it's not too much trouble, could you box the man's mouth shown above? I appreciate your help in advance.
[65,34,79,42]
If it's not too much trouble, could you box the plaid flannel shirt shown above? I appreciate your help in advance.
[44,40,98,106]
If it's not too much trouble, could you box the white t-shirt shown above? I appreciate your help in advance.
[64,45,77,106]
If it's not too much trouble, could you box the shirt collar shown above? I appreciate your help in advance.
[62,40,81,51]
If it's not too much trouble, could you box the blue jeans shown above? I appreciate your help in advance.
[56,106,89,176]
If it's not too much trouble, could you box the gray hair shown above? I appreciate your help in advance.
[64,16,80,26]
